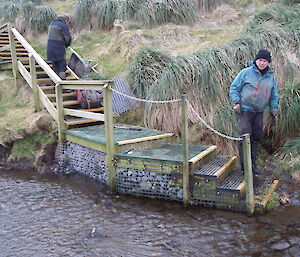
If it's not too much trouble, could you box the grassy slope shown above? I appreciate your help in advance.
[37,1,251,78]
[0,72,57,161]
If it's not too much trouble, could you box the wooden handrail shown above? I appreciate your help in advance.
[11,28,61,84]
[0,23,9,33]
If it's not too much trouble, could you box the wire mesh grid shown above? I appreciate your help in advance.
[115,157,183,201]
[55,143,250,212]
[55,142,108,183]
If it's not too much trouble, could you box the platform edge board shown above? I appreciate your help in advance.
[64,133,107,152]
[256,180,279,208]
[117,133,175,146]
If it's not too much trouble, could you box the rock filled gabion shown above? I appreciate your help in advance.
[55,142,183,201]
[55,142,108,183]
[116,168,183,201]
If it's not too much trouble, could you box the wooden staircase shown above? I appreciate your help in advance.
[1,24,279,213]
[0,30,104,128]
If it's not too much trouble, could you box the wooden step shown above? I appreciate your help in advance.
[40,85,55,90]
[0,49,27,53]
[0,39,19,43]
[37,78,53,85]
[193,156,237,187]
[65,118,100,126]
[46,92,76,98]
[80,107,104,112]
[0,56,28,60]
[189,145,217,172]
[52,100,80,107]
[0,52,28,56]
[0,41,22,46]
[66,77,77,80]
[23,63,52,69]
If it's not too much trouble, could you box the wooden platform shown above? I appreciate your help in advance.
[63,124,175,152]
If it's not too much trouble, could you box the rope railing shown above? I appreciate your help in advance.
[108,85,181,104]
[186,101,242,141]
[108,86,242,141]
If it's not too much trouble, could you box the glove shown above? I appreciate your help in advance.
[270,112,277,127]
[233,104,241,115]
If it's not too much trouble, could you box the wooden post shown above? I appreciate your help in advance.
[29,55,41,112]
[55,83,66,142]
[8,23,20,92]
[103,82,116,192]
[242,133,254,215]
[181,94,190,206]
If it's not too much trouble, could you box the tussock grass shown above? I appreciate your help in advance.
[283,0,300,4]
[128,47,172,98]
[29,6,56,33]
[0,1,56,33]
[73,0,95,30]
[193,0,222,11]
[93,0,119,30]
[276,81,300,140]
[282,138,300,155]
[73,0,196,31]
[128,4,299,152]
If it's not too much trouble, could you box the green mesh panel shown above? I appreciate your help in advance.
[63,124,175,145]
[115,144,209,163]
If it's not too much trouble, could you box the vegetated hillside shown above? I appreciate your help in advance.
[0,0,299,172]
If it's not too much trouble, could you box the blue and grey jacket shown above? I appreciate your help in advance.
[47,17,72,62]
[229,62,278,113]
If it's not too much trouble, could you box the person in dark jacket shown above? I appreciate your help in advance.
[229,49,278,174]
[47,13,72,79]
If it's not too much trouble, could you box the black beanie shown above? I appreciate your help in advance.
[254,49,272,63]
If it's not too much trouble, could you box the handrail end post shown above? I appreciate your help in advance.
[242,133,255,215]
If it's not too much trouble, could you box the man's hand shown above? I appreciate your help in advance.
[233,104,241,115]
[270,112,277,127]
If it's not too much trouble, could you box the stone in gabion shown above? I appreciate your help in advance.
[55,142,108,184]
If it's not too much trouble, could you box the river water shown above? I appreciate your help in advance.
[0,169,299,257]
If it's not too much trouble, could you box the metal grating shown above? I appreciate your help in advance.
[115,144,209,164]
[217,170,244,192]
[194,156,230,177]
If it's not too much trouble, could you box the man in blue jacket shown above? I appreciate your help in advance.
[47,13,72,79]
[229,49,278,174]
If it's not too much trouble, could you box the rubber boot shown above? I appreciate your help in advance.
[58,71,66,80]
[238,141,244,171]
[251,142,262,174]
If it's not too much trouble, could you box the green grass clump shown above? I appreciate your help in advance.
[127,3,299,153]
[29,6,56,32]
[8,131,56,161]
[193,0,222,11]
[93,0,119,30]
[73,0,95,30]
[127,46,172,98]
[0,1,57,33]
[282,138,300,154]
[276,81,300,140]
[73,0,196,30]
[265,191,280,211]
[283,0,300,4]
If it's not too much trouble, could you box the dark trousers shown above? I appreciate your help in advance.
[52,59,67,74]
[237,111,263,170]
